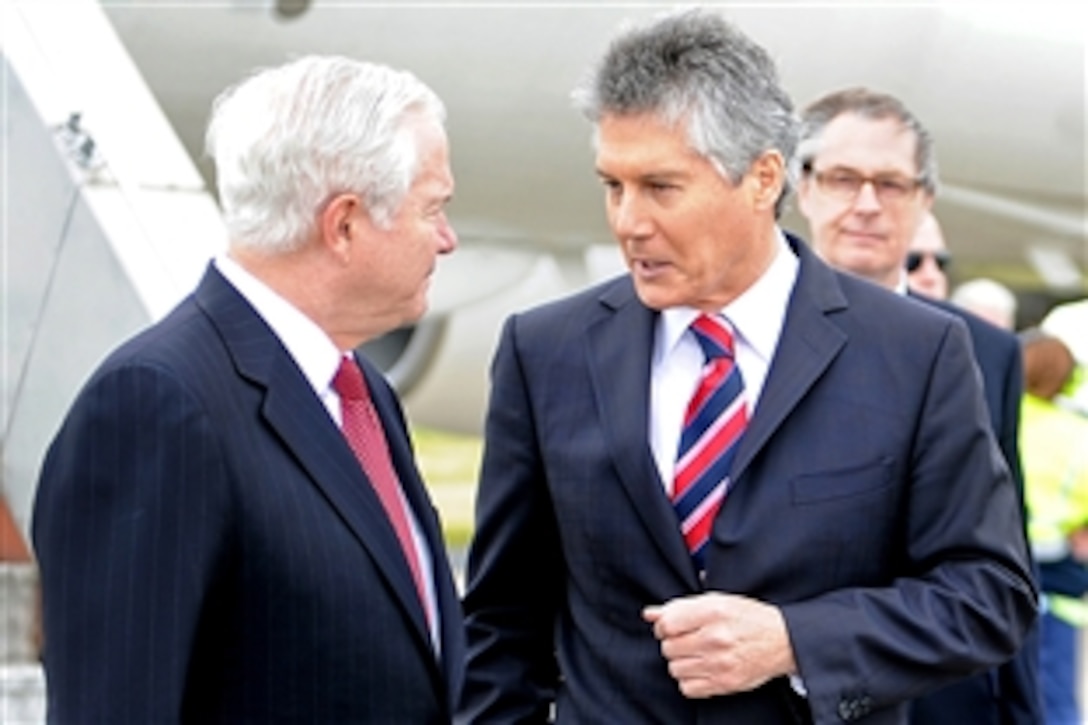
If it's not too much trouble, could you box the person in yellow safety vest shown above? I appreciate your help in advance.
[1020,329,1088,725]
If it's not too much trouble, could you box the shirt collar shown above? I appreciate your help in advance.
[214,254,343,396]
[656,229,798,365]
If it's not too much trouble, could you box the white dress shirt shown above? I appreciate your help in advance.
[649,231,799,492]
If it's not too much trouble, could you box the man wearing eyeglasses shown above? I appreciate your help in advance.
[795,87,1040,725]
[907,212,951,300]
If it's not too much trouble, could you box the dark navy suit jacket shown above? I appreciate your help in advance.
[460,236,1036,724]
[33,264,464,723]
[907,293,1041,725]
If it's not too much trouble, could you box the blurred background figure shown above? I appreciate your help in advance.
[952,278,1019,331]
[907,211,951,300]
[1042,299,1088,418]
[1019,329,1088,725]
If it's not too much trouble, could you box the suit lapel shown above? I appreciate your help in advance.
[193,266,434,650]
[586,280,699,585]
[730,238,848,481]
[582,243,851,583]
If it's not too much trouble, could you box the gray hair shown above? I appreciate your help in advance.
[572,8,799,218]
[796,87,939,195]
[206,55,446,253]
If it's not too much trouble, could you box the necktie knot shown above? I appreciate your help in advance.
[691,314,735,362]
[333,356,367,401]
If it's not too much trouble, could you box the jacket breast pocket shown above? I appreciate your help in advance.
[779,457,902,584]
[789,457,896,506]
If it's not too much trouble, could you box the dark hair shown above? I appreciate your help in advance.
[1020,328,1076,400]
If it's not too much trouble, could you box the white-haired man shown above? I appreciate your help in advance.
[33,55,463,722]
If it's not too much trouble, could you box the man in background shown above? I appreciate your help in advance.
[796,86,1040,725]
[32,55,464,722]
[906,210,951,299]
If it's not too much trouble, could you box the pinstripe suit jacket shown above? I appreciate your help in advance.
[32,264,464,723]
[459,235,1036,724]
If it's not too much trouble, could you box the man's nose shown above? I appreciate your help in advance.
[437,215,457,254]
[851,180,883,212]
[612,193,652,239]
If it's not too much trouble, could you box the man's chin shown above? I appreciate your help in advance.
[632,280,679,311]
[394,297,429,331]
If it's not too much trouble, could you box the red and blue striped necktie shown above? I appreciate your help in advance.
[673,314,748,572]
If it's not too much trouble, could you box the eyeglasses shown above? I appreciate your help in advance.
[804,164,924,205]
[905,250,952,273]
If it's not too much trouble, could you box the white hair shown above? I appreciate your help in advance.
[951,278,1018,329]
[206,55,446,253]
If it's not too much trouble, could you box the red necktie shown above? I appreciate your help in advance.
[333,356,431,624]
[673,314,748,572]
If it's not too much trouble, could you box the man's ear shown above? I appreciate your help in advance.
[747,150,786,213]
[319,193,363,263]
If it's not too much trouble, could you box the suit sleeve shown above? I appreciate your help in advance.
[32,361,232,724]
[459,316,562,723]
[780,318,1037,721]
[999,336,1027,520]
